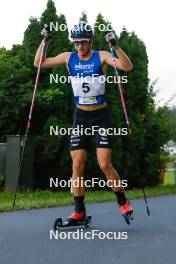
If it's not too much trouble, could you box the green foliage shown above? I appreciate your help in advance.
[1,185,176,211]
[79,11,88,22]
[93,14,111,50]
[0,48,33,140]
[162,107,176,142]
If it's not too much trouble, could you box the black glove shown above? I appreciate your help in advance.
[41,24,52,39]
[105,31,118,47]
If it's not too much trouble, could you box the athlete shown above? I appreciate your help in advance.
[34,22,134,223]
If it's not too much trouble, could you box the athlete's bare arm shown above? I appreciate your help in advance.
[100,48,133,72]
[34,41,71,68]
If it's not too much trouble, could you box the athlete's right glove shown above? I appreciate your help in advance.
[41,24,52,39]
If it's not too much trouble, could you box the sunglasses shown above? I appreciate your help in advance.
[73,39,91,46]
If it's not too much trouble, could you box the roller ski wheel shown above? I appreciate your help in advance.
[54,217,63,230]
[122,211,133,225]
[54,216,92,230]
[119,200,134,225]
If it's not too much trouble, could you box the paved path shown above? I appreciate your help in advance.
[0,195,176,264]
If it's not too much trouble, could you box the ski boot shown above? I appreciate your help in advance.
[119,200,134,225]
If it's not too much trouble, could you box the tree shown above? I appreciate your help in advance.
[79,11,88,22]
[93,13,112,50]
[0,48,33,140]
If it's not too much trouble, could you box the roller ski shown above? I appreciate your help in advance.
[119,200,133,225]
[54,210,92,230]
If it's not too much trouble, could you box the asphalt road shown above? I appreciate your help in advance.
[0,195,176,264]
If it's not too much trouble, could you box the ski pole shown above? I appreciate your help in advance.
[12,38,47,208]
[142,186,150,216]
[110,47,131,135]
[110,47,150,216]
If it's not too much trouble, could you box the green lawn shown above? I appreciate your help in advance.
[0,185,176,212]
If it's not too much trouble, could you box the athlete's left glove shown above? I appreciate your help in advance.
[105,31,118,47]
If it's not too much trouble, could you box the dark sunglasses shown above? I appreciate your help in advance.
[73,39,91,46]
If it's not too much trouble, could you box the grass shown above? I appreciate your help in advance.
[0,185,176,212]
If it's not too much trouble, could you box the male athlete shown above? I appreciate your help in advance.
[34,22,134,223]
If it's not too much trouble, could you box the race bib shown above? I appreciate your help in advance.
[70,75,106,97]
[78,96,97,104]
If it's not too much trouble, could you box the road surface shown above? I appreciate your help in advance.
[0,195,176,264]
